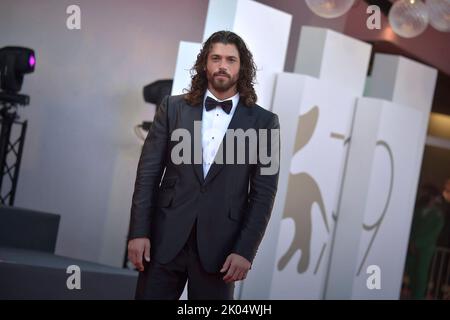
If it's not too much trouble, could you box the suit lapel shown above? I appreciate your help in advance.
[204,99,253,186]
[185,102,204,185]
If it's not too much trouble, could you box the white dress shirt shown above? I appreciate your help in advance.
[202,89,240,178]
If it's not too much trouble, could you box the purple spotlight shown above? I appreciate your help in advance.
[29,55,35,68]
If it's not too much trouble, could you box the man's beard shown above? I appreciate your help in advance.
[207,72,238,93]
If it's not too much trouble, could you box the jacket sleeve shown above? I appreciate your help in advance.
[232,113,280,263]
[128,95,170,240]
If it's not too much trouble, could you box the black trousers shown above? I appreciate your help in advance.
[134,223,235,300]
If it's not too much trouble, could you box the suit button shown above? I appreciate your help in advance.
[201,186,206,193]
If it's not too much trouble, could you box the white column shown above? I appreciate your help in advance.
[171,41,202,96]
[294,26,372,97]
[241,27,372,299]
[324,55,437,299]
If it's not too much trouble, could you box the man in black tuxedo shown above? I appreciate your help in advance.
[128,30,280,300]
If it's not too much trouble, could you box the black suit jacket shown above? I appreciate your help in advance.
[129,94,280,273]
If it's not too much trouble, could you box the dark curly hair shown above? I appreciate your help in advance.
[184,30,257,107]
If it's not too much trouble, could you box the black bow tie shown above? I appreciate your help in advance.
[205,96,233,114]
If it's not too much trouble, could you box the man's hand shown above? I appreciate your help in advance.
[127,238,151,272]
[220,253,251,283]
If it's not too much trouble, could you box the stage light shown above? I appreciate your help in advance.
[0,47,35,94]
[0,47,35,206]
[143,79,173,107]
[136,79,173,134]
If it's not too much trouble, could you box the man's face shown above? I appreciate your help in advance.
[205,42,240,94]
